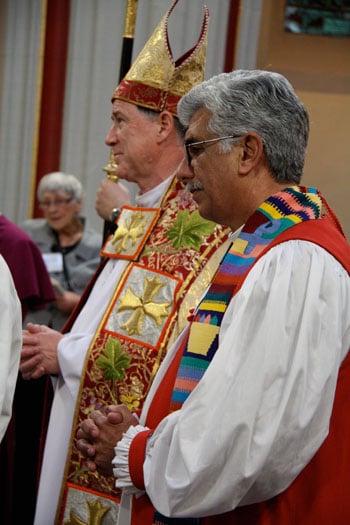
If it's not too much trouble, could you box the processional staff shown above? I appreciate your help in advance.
[102,0,138,242]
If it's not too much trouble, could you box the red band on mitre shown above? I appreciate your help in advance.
[112,79,180,116]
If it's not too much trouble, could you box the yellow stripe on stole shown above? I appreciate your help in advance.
[200,300,227,313]
[261,201,303,224]
[188,322,219,356]
[231,237,248,254]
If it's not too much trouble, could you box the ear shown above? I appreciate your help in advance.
[157,110,174,141]
[238,132,264,175]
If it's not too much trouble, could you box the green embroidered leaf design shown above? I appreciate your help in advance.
[96,337,131,381]
[166,210,215,250]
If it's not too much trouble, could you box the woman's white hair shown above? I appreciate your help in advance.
[37,172,83,201]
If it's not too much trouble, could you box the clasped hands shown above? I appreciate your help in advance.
[76,404,138,477]
[20,323,62,379]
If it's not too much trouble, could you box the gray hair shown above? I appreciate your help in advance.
[137,106,186,139]
[37,172,83,201]
[177,70,309,184]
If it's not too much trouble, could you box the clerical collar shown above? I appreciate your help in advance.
[135,176,174,209]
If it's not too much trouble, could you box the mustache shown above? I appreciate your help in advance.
[186,181,204,193]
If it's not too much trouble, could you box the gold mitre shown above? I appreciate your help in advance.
[112,0,209,116]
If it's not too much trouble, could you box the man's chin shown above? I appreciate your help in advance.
[196,202,212,222]
[113,170,128,182]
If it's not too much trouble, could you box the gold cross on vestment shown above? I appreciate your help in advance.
[65,497,111,525]
[110,211,147,252]
[117,276,171,336]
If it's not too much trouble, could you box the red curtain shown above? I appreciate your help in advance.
[33,0,70,218]
[224,0,241,73]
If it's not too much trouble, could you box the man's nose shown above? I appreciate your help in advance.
[105,126,116,146]
[176,157,193,182]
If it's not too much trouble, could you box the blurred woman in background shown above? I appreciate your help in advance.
[23,171,102,330]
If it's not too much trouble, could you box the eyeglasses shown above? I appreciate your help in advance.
[185,135,242,166]
[39,197,74,209]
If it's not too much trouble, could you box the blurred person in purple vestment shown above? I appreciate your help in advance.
[0,213,55,525]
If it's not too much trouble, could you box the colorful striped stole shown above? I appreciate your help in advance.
[169,185,322,411]
[153,186,322,524]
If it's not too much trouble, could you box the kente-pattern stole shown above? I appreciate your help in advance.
[56,178,230,525]
[169,186,322,412]
[154,185,322,524]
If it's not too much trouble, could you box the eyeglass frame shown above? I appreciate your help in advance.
[39,197,74,209]
[184,134,242,166]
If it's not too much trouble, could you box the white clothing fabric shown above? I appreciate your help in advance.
[114,240,350,522]
[0,255,22,442]
[34,178,173,525]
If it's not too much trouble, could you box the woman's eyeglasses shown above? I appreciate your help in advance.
[39,197,74,209]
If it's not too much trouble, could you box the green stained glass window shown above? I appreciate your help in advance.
[285,1,350,36]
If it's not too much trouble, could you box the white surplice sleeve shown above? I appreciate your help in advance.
[138,240,350,518]
[0,256,22,442]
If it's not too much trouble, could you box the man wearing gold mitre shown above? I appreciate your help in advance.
[20,2,230,524]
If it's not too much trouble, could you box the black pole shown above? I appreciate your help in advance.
[102,0,138,243]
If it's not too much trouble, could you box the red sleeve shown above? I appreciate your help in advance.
[129,429,153,490]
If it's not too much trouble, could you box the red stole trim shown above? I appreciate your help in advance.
[262,216,350,274]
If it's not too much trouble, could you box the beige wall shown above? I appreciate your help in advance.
[256,0,350,239]
[0,2,7,112]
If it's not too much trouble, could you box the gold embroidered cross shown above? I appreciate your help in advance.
[110,211,147,252]
[65,498,110,525]
[117,276,171,336]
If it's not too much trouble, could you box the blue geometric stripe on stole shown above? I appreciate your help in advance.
[171,357,209,405]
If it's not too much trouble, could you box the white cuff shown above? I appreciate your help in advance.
[112,424,148,495]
